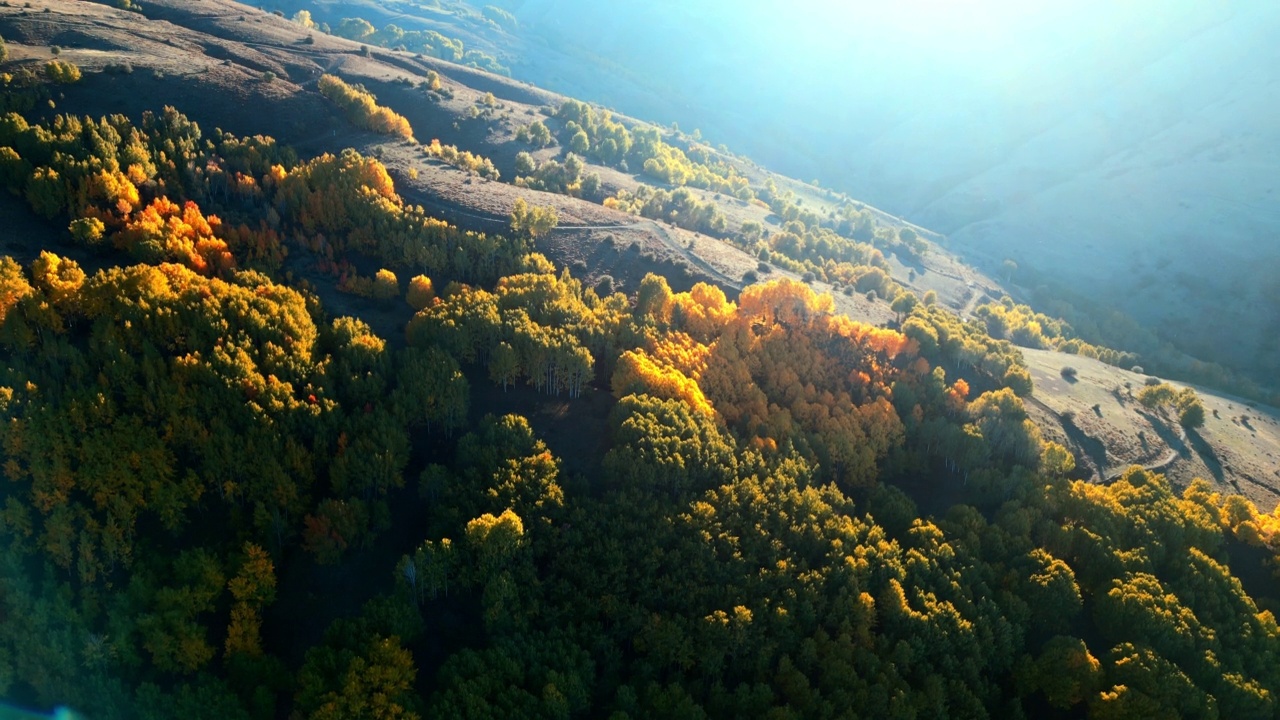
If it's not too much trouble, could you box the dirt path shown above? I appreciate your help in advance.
[1025,392,1187,483]
[1103,423,1185,480]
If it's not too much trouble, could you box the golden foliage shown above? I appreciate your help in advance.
[317,74,414,140]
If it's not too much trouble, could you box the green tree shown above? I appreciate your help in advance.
[489,340,519,391]
[891,291,918,322]
[302,636,421,720]
[510,197,558,239]
[514,151,536,175]
[527,120,552,148]
[69,216,106,246]
[1017,636,1101,710]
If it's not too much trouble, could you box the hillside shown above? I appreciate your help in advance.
[423,0,1280,393]
[2,2,1280,719]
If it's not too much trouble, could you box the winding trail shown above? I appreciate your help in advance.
[1024,394,1187,482]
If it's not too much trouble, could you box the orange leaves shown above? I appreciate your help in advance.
[406,274,436,310]
[78,168,140,223]
[670,282,735,342]
[317,74,415,140]
[947,379,971,414]
[738,277,833,330]
[621,278,918,486]
[119,197,235,275]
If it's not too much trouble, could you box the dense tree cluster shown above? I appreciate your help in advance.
[317,74,415,140]
[407,254,630,398]
[730,192,901,295]
[330,18,509,76]
[605,183,728,235]
[555,99,753,198]
[274,149,528,285]
[513,151,601,200]
[900,303,1032,393]
[975,296,1138,367]
[0,251,463,713]
[5,65,1280,720]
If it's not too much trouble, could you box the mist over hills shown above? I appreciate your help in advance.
[496,0,1280,381]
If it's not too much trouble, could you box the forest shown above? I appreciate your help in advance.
[0,9,1279,720]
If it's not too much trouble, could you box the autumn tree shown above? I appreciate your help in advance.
[317,74,415,140]
[509,197,558,239]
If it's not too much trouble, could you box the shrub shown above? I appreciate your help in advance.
[44,60,81,84]
[595,275,615,295]
[742,270,758,283]
[1131,365,1144,374]
[1060,366,1078,380]
[1144,376,1161,386]
[757,261,771,273]
[801,271,816,284]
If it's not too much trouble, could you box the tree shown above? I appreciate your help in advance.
[514,151,536,175]
[303,636,421,720]
[44,60,82,84]
[1003,365,1033,397]
[1040,442,1076,478]
[569,129,590,155]
[1175,389,1205,429]
[891,291,919,322]
[581,172,601,199]
[406,274,435,310]
[465,509,525,577]
[489,341,519,391]
[317,74,415,140]
[510,197,558,239]
[373,268,399,301]
[1002,258,1018,282]
[527,120,552,148]
[1017,636,1101,710]
[1138,382,1176,410]
[335,18,376,41]
[225,543,277,658]
[69,216,106,246]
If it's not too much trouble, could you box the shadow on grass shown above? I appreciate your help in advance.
[1137,409,1190,459]
[1186,427,1225,483]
